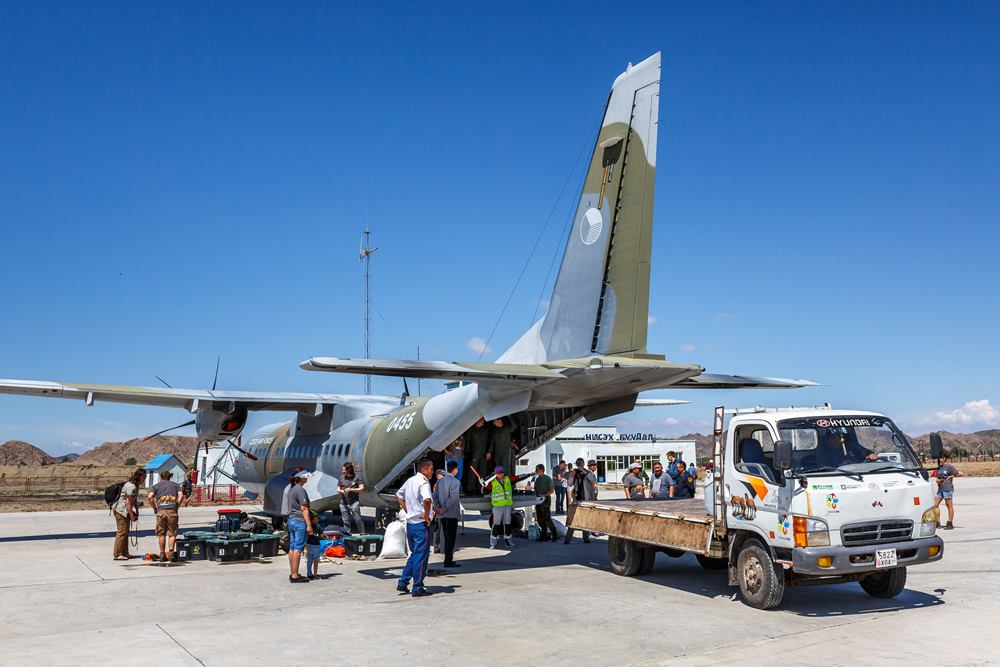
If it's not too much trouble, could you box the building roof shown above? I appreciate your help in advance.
[144,454,182,470]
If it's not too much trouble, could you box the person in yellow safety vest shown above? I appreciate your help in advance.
[485,465,515,549]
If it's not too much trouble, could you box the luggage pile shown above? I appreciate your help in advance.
[174,510,281,563]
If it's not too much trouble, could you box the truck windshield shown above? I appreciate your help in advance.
[777,415,921,474]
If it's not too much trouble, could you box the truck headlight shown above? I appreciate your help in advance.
[793,516,831,547]
[920,508,937,537]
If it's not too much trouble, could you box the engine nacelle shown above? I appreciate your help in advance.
[194,407,248,441]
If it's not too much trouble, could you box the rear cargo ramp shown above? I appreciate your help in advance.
[568,498,715,554]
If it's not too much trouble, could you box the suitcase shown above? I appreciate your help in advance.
[343,534,383,558]
[215,509,243,533]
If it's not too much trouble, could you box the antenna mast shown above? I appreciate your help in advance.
[360,226,378,394]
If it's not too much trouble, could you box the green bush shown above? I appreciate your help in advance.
[124,458,137,466]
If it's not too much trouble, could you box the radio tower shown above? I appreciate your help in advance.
[359,226,378,394]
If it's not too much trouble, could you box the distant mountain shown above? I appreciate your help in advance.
[908,430,1000,456]
[0,440,57,466]
[73,436,200,467]
[673,429,1000,460]
[56,453,80,463]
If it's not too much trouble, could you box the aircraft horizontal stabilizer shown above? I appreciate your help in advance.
[300,358,563,384]
[672,374,818,389]
[634,398,690,407]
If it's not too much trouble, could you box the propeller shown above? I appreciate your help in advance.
[141,419,196,442]
[400,377,411,405]
[142,356,220,445]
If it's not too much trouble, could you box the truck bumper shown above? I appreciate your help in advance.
[792,536,944,576]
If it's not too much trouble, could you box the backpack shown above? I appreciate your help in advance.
[104,481,125,514]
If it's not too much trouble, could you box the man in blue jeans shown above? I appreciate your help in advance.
[395,458,435,598]
[286,470,313,583]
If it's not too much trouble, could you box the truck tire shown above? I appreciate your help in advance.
[637,547,656,575]
[696,554,728,570]
[663,548,685,558]
[736,540,785,609]
[608,537,643,576]
[860,567,907,598]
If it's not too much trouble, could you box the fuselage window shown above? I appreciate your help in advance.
[344,444,351,457]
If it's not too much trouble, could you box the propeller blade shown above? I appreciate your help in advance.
[212,356,221,391]
[227,437,258,461]
[141,419,196,442]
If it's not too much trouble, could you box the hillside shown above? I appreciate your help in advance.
[676,429,1000,460]
[0,441,57,466]
[72,435,200,467]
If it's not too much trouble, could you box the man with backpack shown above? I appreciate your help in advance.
[110,468,145,561]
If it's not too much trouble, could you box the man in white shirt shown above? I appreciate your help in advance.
[395,458,435,597]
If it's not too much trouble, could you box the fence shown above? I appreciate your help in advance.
[0,478,250,505]
[0,476,122,495]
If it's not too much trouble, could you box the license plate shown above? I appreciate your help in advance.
[875,547,897,568]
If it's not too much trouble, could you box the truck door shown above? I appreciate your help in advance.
[728,422,790,545]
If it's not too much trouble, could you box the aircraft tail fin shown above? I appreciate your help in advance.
[499,53,661,364]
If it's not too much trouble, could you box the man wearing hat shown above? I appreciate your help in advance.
[286,469,313,583]
[485,465,515,549]
[622,461,646,500]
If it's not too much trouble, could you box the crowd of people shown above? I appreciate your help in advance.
[621,452,697,500]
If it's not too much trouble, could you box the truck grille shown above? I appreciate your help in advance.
[841,520,913,546]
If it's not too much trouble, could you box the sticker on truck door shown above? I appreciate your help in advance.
[875,548,898,568]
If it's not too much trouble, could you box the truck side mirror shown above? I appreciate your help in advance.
[929,432,943,459]
[773,440,793,471]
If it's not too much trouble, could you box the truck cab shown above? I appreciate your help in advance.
[706,405,943,606]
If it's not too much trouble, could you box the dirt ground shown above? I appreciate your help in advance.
[948,460,1000,476]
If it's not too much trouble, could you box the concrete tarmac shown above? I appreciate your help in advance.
[1,479,998,666]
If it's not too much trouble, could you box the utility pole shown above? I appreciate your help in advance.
[360,226,378,394]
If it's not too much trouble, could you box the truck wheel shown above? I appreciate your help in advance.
[608,537,643,576]
[696,554,728,570]
[860,567,907,598]
[637,547,656,575]
[736,540,785,609]
[663,548,685,558]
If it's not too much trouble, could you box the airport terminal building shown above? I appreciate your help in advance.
[518,425,697,485]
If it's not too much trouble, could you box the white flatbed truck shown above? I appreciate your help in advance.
[567,405,945,609]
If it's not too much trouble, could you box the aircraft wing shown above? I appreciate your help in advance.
[671,374,818,389]
[0,378,395,413]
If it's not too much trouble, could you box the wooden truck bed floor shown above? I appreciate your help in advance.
[567,498,717,554]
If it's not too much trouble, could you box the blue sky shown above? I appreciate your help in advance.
[1,2,998,455]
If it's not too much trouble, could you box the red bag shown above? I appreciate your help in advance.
[325,545,346,558]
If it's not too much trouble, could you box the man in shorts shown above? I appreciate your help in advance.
[287,469,313,582]
[933,453,964,529]
[148,470,185,561]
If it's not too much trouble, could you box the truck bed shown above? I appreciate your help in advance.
[567,498,717,555]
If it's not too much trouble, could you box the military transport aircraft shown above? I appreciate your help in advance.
[0,52,812,522]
